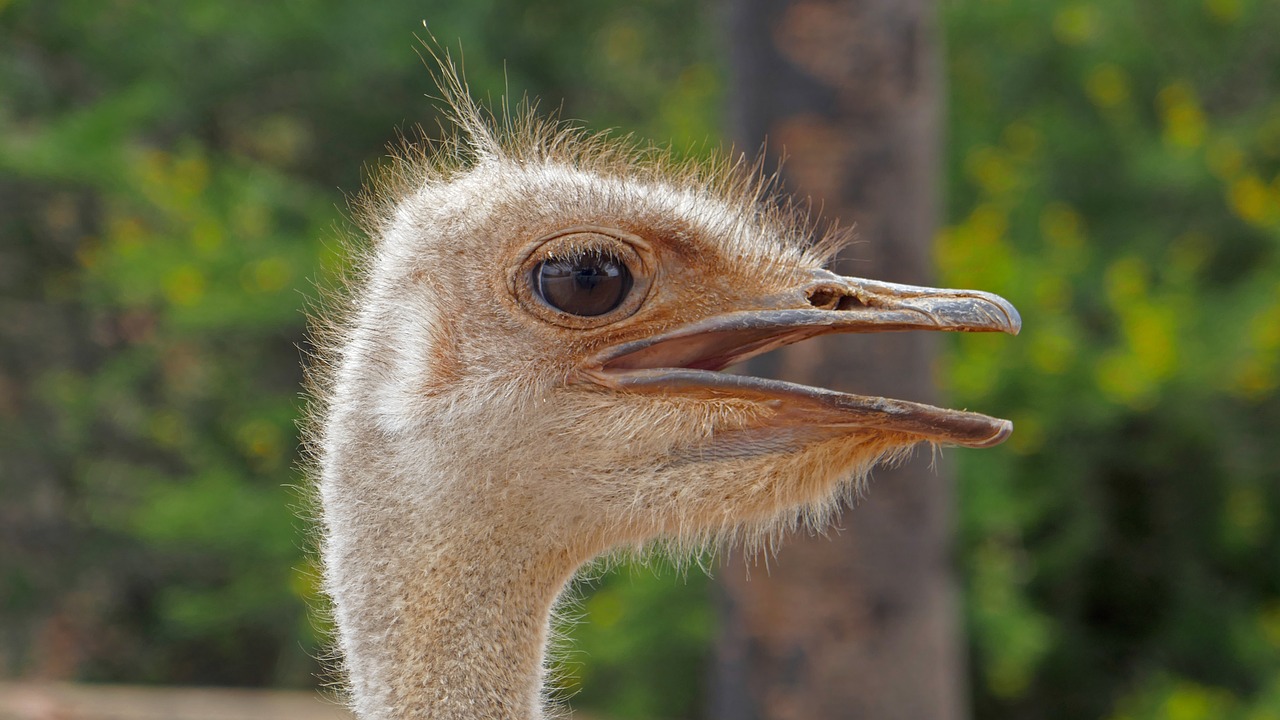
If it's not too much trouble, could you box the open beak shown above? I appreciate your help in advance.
[584,269,1020,449]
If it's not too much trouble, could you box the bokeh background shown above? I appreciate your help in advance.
[2,1,1279,719]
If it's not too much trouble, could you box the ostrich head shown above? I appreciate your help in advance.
[310,69,1019,720]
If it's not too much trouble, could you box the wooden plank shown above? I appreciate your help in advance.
[0,684,605,720]
[0,683,354,720]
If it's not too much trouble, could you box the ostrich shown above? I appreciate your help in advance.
[308,69,1019,720]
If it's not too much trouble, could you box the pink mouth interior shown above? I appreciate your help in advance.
[601,326,828,373]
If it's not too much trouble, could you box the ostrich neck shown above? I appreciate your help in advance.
[322,439,580,720]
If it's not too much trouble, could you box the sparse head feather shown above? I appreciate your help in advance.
[353,57,846,266]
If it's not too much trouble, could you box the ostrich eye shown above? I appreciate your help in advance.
[533,250,634,317]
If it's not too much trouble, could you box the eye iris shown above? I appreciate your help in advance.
[535,250,633,317]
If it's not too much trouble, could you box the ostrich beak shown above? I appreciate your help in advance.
[585,270,1020,448]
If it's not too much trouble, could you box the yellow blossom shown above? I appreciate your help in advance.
[1086,64,1130,109]
[1158,82,1207,150]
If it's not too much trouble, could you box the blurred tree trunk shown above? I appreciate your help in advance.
[712,1,964,719]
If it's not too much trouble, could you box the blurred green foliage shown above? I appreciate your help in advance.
[942,1,1280,718]
[1,0,1277,719]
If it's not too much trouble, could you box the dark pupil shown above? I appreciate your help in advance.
[534,251,633,317]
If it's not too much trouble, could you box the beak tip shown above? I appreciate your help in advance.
[976,291,1021,336]
[1003,301,1023,336]
[976,418,1014,448]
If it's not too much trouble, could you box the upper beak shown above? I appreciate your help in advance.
[594,269,1020,373]
[583,270,1020,449]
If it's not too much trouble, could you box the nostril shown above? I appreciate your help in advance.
[806,284,867,311]
[836,294,868,311]
[807,288,841,310]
